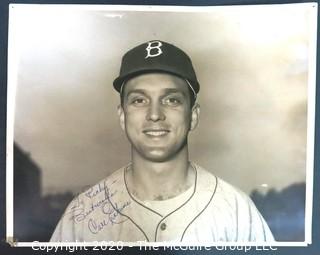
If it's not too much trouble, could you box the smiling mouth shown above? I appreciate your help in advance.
[143,130,170,137]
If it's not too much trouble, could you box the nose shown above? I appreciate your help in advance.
[146,102,165,122]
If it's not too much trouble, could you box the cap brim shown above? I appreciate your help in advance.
[113,69,199,94]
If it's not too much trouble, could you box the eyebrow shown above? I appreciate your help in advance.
[126,89,147,97]
[163,88,186,96]
[126,88,186,97]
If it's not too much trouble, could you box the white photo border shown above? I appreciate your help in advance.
[6,2,318,247]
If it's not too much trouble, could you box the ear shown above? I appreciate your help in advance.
[190,103,200,131]
[117,105,125,131]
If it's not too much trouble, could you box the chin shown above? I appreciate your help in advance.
[142,150,172,162]
[133,142,188,162]
[139,146,186,162]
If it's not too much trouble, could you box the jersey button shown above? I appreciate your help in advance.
[160,222,167,231]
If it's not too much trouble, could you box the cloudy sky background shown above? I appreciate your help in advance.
[9,3,316,195]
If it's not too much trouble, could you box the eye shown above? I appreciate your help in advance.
[130,97,148,106]
[163,97,182,106]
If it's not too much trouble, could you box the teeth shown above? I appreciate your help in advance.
[145,131,168,136]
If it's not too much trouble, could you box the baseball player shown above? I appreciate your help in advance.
[50,40,274,243]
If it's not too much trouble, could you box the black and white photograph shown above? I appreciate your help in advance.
[6,3,317,246]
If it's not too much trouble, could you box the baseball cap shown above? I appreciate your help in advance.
[113,40,200,97]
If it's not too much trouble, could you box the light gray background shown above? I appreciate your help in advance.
[11,4,315,195]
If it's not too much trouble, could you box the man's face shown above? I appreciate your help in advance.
[118,73,200,162]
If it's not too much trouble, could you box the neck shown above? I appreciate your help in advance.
[126,147,195,201]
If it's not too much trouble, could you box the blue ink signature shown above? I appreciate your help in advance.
[85,179,117,198]
[64,179,122,223]
[88,201,131,234]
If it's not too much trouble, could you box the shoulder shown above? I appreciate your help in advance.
[81,167,125,197]
[61,166,127,223]
[75,166,127,205]
[192,163,253,207]
[192,163,274,242]
[50,165,129,241]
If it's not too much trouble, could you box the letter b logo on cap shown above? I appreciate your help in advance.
[145,41,163,58]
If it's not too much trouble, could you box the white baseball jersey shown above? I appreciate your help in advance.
[50,163,274,243]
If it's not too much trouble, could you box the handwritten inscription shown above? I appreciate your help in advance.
[64,179,131,230]
[88,201,131,234]
[85,179,117,198]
